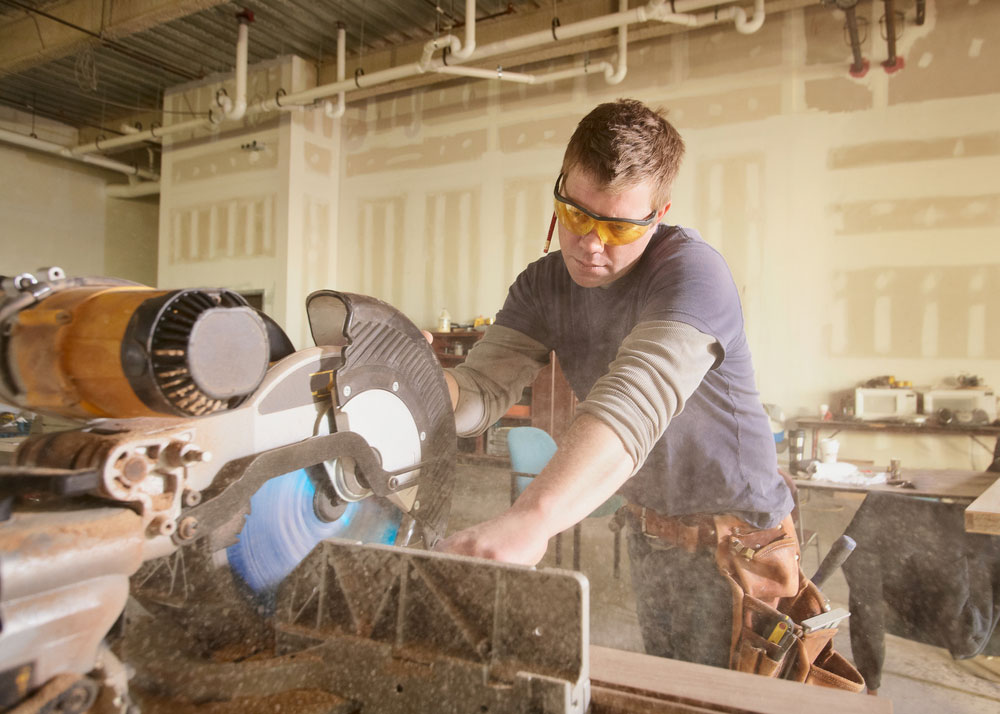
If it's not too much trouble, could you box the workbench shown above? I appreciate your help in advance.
[838,491,1000,693]
[795,467,1000,694]
[793,417,1000,534]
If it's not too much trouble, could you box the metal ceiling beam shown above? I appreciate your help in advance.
[0,0,230,74]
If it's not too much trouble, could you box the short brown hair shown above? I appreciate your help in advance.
[561,99,685,209]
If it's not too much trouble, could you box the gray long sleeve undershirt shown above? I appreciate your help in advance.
[447,320,719,472]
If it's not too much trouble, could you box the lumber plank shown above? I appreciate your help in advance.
[589,646,893,714]
[965,474,1000,535]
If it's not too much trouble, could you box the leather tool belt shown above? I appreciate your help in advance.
[626,502,865,692]
[626,504,786,554]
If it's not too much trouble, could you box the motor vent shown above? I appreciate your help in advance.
[126,289,270,417]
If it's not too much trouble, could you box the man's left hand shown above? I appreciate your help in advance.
[434,511,549,566]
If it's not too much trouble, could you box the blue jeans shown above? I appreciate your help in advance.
[627,525,734,668]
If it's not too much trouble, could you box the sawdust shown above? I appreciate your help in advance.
[136,689,352,714]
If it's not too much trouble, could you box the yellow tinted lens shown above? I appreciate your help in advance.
[597,221,649,246]
[555,200,595,237]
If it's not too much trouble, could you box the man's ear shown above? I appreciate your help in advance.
[657,202,671,220]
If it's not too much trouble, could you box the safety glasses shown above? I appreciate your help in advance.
[552,172,658,247]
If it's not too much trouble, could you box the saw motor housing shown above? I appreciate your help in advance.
[0,279,271,421]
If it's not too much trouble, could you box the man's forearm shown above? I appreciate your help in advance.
[446,325,549,436]
[443,370,459,410]
[511,413,635,538]
[434,413,634,564]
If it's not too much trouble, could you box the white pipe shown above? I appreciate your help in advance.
[536,61,614,84]
[420,0,477,65]
[438,57,624,87]
[323,25,347,119]
[451,0,476,60]
[605,0,629,85]
[641,0,699,27]
[734,0,766,34]
[420,34,458,69]
[226,17,249,120]
[693,0,765,34]
[284,0,654,106]
[436,66,536,84]
[252,0,746,107]
[0,128,159,181]
[72,115,211,154]
[73,15,251,154]
[68,0,759,156]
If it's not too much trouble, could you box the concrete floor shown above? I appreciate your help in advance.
[448,461,1000,713]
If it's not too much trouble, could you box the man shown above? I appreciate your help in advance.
[435,98,795,669]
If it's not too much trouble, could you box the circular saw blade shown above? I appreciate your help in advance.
[226,467,400,594]
[226,290,456,595]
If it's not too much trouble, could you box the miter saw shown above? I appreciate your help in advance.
[0,268,590,714]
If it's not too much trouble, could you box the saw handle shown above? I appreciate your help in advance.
[810,534,856,590]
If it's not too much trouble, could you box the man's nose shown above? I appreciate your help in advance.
[580,227,605,252]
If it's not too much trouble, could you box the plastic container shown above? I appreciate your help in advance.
[437,309,451,332]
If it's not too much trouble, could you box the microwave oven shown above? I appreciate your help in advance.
[854,388,918,420]
[923,389,997,422]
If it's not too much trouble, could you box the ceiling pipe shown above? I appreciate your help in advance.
[424,0,478,64]
[453,0,477,60]
[72,11,252,155]
[604,0,629,85]
[438,0,628,89]
[0,127,159,181]
[218,11,252,121]
[731,0,766,34]
[67,0,761,156]
[436,66,537,84]
[71,114,213,156]
[537,62,616,84]
[284,0,729,107]
[881,0,903,73]
[323,24,347,119]
[821,0,868,77]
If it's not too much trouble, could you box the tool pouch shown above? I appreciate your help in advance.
[713,516,865,692]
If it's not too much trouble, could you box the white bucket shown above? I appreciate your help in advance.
[818,438,840,464]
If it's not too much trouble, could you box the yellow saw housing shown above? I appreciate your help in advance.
[2,284,270,420]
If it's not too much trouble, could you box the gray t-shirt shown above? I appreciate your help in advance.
[495,224,792,528]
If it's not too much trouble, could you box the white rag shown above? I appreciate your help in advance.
[808,461,889,486]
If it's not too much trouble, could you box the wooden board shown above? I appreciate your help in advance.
[965,475,1000,535]
[589,646,893,714]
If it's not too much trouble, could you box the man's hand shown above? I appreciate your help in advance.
[436,414,635,566]
[434,510,549,566]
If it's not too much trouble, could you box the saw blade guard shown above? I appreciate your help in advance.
[306,290,457,544]
[225,291,455,594]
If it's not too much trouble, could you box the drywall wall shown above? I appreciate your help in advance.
[0,106,158,284]
[104,195,159,286]
[157,56,341,348]
[338,0,1000,469]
